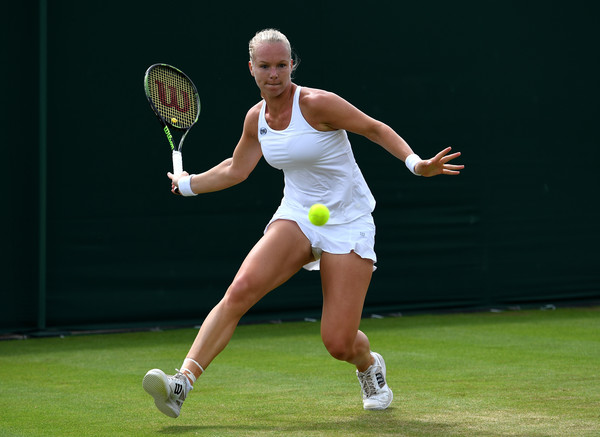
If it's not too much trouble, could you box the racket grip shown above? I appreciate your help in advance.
[172,150,183,175]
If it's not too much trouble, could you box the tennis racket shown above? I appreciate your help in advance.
[144,63,200,176]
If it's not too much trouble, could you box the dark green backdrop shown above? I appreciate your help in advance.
[2,1,599,333]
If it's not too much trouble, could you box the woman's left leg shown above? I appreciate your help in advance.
[319,251,374,371]
[319,251,393,410]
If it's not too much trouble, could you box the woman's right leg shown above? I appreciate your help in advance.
[181,219,314,379]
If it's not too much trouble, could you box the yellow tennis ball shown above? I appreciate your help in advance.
[308,204,330,226]
[171,117,178,124]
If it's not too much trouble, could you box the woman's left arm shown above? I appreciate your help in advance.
[303,90,464,177]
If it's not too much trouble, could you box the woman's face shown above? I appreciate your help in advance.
[249,42,293,98]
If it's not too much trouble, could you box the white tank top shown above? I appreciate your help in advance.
[258,86,375,224]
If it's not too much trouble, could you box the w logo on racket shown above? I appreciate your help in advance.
[155,80,190,113]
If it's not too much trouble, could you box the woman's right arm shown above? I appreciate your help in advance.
[168,104,263,194]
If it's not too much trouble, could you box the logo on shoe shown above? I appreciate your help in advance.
[174,383,183,395]
[376,372,385,388]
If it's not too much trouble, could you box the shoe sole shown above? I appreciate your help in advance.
[143,369,179,418]
[364,352,393,410]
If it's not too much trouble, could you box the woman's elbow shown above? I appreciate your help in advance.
[226,162,251,185]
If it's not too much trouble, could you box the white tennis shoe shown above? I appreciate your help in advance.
[143,368,191,418]
[356,352,393,410]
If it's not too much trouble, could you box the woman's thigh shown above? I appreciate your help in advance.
[320,252,374,343]
[224,219,315,310]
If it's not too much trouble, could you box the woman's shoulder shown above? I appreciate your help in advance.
[245,100,264,121]
[298,86,348,130]
[241,101,264,136]
[299,86,339,107]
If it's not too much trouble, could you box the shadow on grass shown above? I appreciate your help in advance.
[159,425,206,434]
[157,409,462,436]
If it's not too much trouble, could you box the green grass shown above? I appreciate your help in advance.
[0,307,598,436]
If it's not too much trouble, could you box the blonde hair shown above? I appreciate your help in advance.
[248,29,299,72]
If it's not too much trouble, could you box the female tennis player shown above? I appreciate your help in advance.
[143,28,464,418]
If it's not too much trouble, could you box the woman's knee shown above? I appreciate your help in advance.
[322,334,355,362]
[221,273,261,316]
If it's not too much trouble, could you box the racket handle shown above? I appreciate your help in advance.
[172,150,183,175]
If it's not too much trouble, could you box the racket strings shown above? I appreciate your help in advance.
[147,66,199,128]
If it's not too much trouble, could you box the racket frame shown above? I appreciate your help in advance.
[143,63,200,175]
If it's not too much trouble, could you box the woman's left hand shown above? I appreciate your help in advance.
[416,147,464,177]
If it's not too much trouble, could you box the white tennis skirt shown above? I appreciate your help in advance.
[264,207,377,271]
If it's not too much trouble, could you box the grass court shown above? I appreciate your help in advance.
[0,307,598,436]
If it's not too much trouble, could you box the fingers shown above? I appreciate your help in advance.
[442,169,462,175]
[440,151,462,164]
[435,148,464,175]
[431,147,461,165]
[442,164,464,175]
[167,170,189,180]
[433,146,453,161]
[167,172,182,195]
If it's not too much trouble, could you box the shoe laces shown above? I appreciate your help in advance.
[357,367,379,398]
[172,369,191,401]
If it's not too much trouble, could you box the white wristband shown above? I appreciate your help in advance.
[405,154,422,176]
[178,175,197,197]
